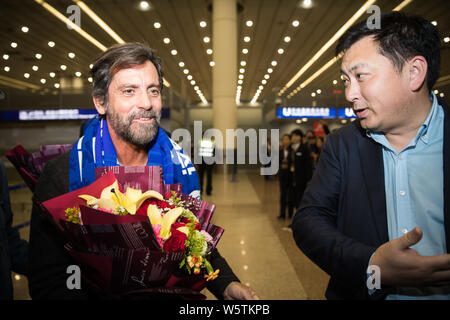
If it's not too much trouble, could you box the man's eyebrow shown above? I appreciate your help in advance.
[117,82,160,89]
[342,63,369,75]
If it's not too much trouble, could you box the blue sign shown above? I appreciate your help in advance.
[0,108,171,121]
[337,108,356,118]
[277,107,336,119]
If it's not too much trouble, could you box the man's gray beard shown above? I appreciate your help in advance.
[106,106,161,147]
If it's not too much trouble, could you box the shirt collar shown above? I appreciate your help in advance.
[366,93,440,148]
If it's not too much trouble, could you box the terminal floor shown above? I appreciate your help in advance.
[6,164,329,300]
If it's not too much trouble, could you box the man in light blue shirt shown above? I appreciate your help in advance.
[368,93,448,299]
[293,12,450,299]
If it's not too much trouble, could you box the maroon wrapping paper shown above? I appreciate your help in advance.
[95,166,164,194]
[6,144,72,192]
[35,163,223,299]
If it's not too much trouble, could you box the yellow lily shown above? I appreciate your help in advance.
[147,206,184,239]
[79,180,163,215]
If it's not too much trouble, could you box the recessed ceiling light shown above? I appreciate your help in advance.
[271,61,277,66]
[171,49,177,55]
[300,0,313,9]
[209,61,215,67]
[60,65,67,70]
[194,86,199,90]
[206,49,213,55]
[49,72,55,78]
[10,42,17,48]
[440,92,444,97]
[311,92,316,97]
[317,89,321,94]
[244,36,251,42]
[178,62,185,67]
[24,73,30,78]
[68,52,75,59]
[75,72,82,77]
[238,79,243,84]
[434,89,439,94]
[139,1,150,11]
[431,21,437,26]
[238,74,244,79]
[35,53,42,59]
[4,66,10,72]
[54,83,60,88]
[284,36,291,43]
[21,26,29,33]
[239,68,245,73]
[278,48,284,54]
[267,68,273,73]
[262,79,267,84]
[200,21,207,28]
[89,64,93,69]
[2,54,9,60]
[203,36,210,43]
[292,20,300,27]
[333,79,338,85]
[190,80,196,85]
[32,65,39,71]
[242,48,248,54]
[187,75,193,80]
[88,77,93,83]
[246,20,253,27]
[154,22,161,29]
[264,74,270,79]
[240,61,246,66]
[40,78,46,84]
[444,37,450,43]
[163,37,170,44]
[48,41,55,47]
[183,69,189,74]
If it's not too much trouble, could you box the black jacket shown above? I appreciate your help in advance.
[29,152,239,299]
[0,159,29,300]
[291,143,313,191]
[292,100,450,299]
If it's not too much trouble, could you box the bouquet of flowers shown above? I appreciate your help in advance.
[35,166,224,299]
[7,144,224,299]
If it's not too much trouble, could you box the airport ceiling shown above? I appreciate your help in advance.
[0,0,449,110]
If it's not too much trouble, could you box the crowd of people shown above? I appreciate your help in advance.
[276,123,329,224]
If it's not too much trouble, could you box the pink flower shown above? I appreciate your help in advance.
[152,224,164,248]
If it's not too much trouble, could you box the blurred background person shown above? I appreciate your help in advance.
[0,159,29,300]
[278,134,293,220]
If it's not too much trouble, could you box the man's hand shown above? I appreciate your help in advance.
[371,227,450,287]
[223,281,259,300]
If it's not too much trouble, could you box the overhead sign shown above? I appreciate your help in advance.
[277,107,336,118]
[0,108,170,121]
[337,108,356,118]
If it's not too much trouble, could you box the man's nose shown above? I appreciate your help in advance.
[345,81,361,104]
[138,91,152,110]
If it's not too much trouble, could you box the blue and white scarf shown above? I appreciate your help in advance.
[69,117,200,198]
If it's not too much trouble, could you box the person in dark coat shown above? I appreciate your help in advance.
[288,129,313,219]
[278,134,293,219]
[0,159,29,300]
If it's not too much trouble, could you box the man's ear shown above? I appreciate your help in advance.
[407,56,428,92]
[93,96,106,115]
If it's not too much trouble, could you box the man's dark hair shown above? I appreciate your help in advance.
[291,129,304,138]
[91,42,164,107]
[336,11,441,91]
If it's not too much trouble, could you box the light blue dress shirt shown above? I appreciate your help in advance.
[367,93,449,299]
